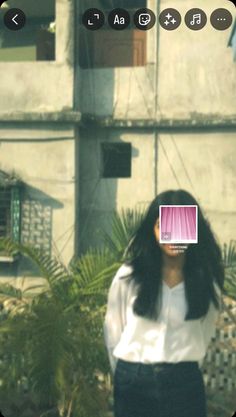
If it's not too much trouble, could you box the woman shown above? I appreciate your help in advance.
[103,189,224,417]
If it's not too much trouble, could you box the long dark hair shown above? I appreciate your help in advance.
[121,189,224,321]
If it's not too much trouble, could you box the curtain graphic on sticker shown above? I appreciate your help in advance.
[160,205,198,244]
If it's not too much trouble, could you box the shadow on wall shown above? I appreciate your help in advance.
[78,0,147,116]
[0,184,63,279]
[78,127,139,254]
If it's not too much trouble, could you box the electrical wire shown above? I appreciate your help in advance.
[54,223,75,243]
[159,137,181,188]
[78,176,102,242]
[56,225,75,259]
[131,67,153,119]
[170,135,197,195]
[156,96,197,195]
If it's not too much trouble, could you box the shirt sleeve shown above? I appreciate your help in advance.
[103,264,130,374]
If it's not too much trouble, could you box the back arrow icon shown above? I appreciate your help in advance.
[4,8,26,30]
[12,14,18,25]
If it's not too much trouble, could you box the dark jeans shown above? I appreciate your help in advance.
[113,359,207,417]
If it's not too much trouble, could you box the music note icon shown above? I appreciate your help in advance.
[185,8,207,30]
[190,13,201,25]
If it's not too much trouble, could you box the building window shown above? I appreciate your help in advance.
[0,172,21,244]
[101,143,132,178]
[0,188,11,239]
[79,0,147,68]
[0,1,55,62]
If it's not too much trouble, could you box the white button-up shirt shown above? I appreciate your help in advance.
[103,264,221,374]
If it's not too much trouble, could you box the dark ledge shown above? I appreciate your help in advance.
[81,114,236,129]
[0,112,236,130]
[0,111,82,123]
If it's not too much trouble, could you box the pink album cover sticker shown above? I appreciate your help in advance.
[160,205,198,244]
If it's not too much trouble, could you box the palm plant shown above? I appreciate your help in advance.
[0,209,235,417]
[0,209,143,417]
[101,207,145,260]
[222,240,236,301]
[0,240,121,417]
[221,239,236,325]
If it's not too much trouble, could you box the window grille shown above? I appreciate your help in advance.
[0,171,22,248]
[0,188,11,239]
[0,186,21,243]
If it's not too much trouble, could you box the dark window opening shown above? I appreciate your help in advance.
[101,143,132,178]
[0,185,21,244]
[0,189,11,238]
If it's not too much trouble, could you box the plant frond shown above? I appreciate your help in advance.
[223,240,236,267]
[102,207,145,258]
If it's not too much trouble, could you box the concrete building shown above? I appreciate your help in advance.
[79,0,236,252]
[0,0,235,282]
[0,0,78,283]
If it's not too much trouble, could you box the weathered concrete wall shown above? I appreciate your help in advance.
[0,0,77,281]
[79,0,157,118]
[0,124,75,268]
[79,130,236,251]
[79,0,236,253]
[79,128,155,252]
[79,0,236,119]
[0,0,74,114]
[157,133,236,245]
[158,0,236,119]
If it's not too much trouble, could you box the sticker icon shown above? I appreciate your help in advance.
[210,8,233,30]
[159,8,181,30]
[139,13,151,26]
[185,8,207,30]
[134,8,156,30]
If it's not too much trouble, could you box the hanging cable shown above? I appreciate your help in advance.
[170,135,197,195]
[159,137,182,188]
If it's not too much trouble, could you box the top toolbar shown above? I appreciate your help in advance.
[82,8,233,31]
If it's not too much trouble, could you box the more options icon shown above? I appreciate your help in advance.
[210,8,233,30]
[134,8,156,30]
[82,8,105,30]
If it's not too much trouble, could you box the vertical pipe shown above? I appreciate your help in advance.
[154,0,161,197]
